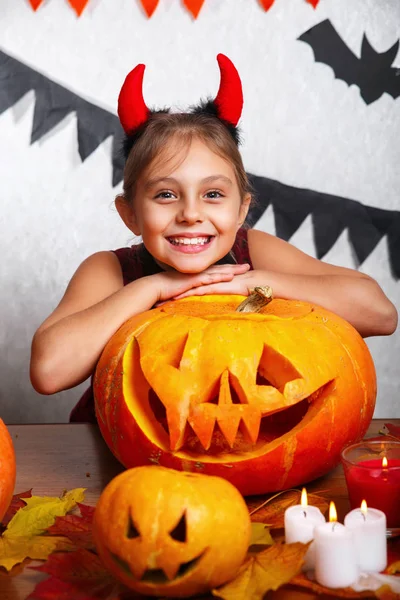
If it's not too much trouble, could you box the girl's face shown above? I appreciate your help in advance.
[119,138,250,273]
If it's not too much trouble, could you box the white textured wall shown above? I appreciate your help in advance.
[0,0,399,422]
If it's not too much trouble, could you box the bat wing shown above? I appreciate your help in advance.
[385,70,400,99]
[298,19,361,88]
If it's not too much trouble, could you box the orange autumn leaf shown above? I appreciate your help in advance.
[375,585,400,600]
[212,542,309,600]
[247,489,329,527]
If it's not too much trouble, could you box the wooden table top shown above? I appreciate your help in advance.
[0,419,397,600]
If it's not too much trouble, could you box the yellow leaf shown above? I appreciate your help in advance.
[4,488,85,538]
[212,542,308,600]
[0,535,74,571]
[249,523,274,547]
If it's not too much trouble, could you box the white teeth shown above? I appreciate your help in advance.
[169,237,210,246]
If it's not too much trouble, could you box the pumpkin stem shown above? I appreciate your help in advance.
[236,286,273,313]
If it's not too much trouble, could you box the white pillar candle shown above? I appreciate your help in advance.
[344,505,387,573]
[314,521,359,588]
[284,505,326,570]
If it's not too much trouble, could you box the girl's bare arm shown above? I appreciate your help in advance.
[30,252,248,394]
[249,229,398,337]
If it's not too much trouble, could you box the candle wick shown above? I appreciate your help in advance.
[362,512,366,522]
[332,522,337,532]
[303,510,307,518]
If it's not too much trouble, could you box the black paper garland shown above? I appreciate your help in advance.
[1,49,399,277]
[0,50,125,186]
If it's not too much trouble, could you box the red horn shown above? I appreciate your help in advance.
[213,54,243,126]
[118,64,150,134]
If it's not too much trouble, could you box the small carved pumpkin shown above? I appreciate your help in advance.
[93,466,251,597]
[94,296,376,495]
[0,418,16,522]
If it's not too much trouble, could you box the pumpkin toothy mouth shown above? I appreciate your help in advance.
[111,549,208,583]
[121,304,338,460]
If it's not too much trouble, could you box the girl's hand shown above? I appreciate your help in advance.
[153,263,251,303]
[171,270,269,300]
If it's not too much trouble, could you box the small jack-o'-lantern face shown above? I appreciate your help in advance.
[93,466,251,597]
[95,296,376,495]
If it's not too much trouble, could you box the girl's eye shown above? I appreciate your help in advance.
[205,190,223,199]
[155,191,176,200]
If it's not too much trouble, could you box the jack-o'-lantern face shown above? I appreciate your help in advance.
[121,301,337,454]
[93,466,251,597]
[94,296,376,495]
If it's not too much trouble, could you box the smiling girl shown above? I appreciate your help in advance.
[30,55,397,422]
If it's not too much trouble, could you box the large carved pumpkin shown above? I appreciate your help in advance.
[93,466,251,597]
[0,419,16,521]
[94,296,376,495]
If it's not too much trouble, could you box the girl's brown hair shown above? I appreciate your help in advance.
[122,112,252,204]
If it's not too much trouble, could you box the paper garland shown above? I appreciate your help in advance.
[140,0,160,18]
[27,0,320,18]
[0,49,398,276]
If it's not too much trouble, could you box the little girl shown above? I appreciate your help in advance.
[30,54,397,422]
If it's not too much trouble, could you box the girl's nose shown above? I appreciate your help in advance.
[176,199,204,224]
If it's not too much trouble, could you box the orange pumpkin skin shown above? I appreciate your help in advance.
[94,297,376,496]
[93,466,251,597]
[0,419,16,521]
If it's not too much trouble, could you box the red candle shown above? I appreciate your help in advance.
[344,459,400,528]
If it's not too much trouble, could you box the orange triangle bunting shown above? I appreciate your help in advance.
[183,0,205,19]
[259,0,276,10]
[28,0,44,10]
[140,0,160,17]
[67,0,90,17]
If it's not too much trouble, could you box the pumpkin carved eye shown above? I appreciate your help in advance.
[169,512,187,542]
[126,514,140,539]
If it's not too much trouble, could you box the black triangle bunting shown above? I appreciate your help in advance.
[246,176,400,279]
[0,49,125,182]
[0,50,399,278]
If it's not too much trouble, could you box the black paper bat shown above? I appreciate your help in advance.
[298,19,400,104]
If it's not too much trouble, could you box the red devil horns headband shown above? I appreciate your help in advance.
[117,54,243,135]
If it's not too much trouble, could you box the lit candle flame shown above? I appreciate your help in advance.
[361,499,368,515]
[382,456,388,468]
[329,501,337,523]
[301,488,308,507]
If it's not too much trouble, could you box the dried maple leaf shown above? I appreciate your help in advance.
[212,542,308,600]
[47,503,95,551]
[247,489,329,527]
[28,548,143,600]
[0,488,85,571]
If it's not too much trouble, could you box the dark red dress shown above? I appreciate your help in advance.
[69,228,253,423]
